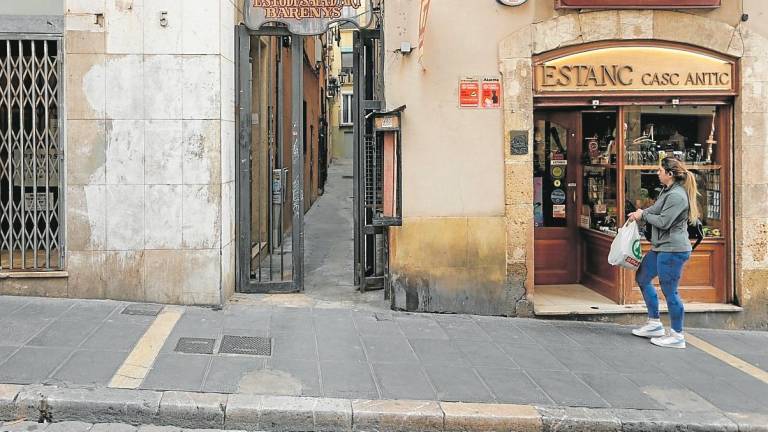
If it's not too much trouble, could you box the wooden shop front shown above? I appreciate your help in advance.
[531,41,736,305]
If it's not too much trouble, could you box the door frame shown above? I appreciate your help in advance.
[533,109,582,286]
[236,25,305,293]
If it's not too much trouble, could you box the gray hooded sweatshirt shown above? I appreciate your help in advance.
[641,182,692,253]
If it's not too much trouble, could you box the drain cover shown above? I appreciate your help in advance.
[121,303,163,316]
[175,337,215,354]
[219,335,272,356]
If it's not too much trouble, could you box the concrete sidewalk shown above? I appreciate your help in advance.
[0,295,767,431]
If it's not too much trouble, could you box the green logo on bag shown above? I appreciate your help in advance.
[632,240,642,259]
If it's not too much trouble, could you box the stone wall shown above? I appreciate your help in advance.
[499,10,768,328]
[36,0,240,305]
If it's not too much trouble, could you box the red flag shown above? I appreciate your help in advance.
[418,0,431,69]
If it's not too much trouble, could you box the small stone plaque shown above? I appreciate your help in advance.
[510,131,529,155]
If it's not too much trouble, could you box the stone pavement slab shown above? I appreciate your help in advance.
[0,348,73,385]
[50,350,127,386]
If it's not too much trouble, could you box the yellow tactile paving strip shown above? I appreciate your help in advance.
[108,306,184,389]
[687,333,768,385]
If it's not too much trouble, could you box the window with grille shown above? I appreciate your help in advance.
[0,38,63,271]
[341,93,353,126]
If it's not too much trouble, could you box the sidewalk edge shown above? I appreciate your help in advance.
[1,384,765,432]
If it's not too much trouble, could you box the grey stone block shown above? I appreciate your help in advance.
[0,385,22,422]
[258,396,316,431]
[158,392,226,429]
[136,427,181,432]
[537,406,621,432]
[43,388,162,425]
[89,424,138,432]
[615,408,738,432]
[15,386,48,422]
[314,398,353,432]
[442,402,541,432]
[45,421,93,432]
[0,420,49,431]
[724,412,768,432]
[223,394,262,431]
[352,400,443,432]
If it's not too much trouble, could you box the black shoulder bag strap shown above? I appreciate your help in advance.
[689,219,704,251]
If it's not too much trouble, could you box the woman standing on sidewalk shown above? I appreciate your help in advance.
[626,156,699,349]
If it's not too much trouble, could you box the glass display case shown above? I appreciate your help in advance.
[623,106,723,238]
[581,111,618,235]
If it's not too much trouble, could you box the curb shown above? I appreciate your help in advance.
[1,384,767,432]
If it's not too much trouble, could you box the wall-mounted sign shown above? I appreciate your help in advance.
[509,131,528,155]
[245,0,373,35]
[459,78,480,107]
[556,0,720,8]
[459,76,502,108]
[534,45,736,94]
[481,77,501,108]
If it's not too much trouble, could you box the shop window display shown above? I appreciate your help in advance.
[581,111,618,234]
[624,106,723,238]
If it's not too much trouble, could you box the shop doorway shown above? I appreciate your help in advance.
[533,110,581,285]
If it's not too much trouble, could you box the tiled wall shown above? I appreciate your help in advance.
[62,0,238,305]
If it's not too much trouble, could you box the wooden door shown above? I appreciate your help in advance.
[533,110,581,285]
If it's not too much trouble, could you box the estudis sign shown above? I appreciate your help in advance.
[245,0,372,35]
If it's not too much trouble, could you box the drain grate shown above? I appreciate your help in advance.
[174,337,216,354]
[121,303,163,316]
[219,335,272,356]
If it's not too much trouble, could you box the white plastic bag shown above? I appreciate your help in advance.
[608,221,644,270]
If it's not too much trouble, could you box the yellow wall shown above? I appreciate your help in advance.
[329,30,356,160]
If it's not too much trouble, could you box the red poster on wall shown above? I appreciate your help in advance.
[481,78,501,109]
[459,79,480,108]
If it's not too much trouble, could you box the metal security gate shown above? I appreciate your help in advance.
[236,25,305,293]
[353,28,387,291]
[0,37,63,271]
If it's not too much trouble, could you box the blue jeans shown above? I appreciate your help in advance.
[635,250,691,333]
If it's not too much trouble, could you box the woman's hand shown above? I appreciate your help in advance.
[628,209,644,222]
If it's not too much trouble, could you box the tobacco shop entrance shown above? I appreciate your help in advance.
[531,41,736,314]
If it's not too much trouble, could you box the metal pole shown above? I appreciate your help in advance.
[352,32,362,287]
[236,25,253,290]
[291,35,304,291]
[277,39,285,279]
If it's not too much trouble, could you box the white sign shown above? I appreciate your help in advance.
[24,193,54,212]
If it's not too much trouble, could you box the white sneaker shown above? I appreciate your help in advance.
[651,330,686,349]
[631,320,665,338]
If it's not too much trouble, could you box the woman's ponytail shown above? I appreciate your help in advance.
[682,170,700,224]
